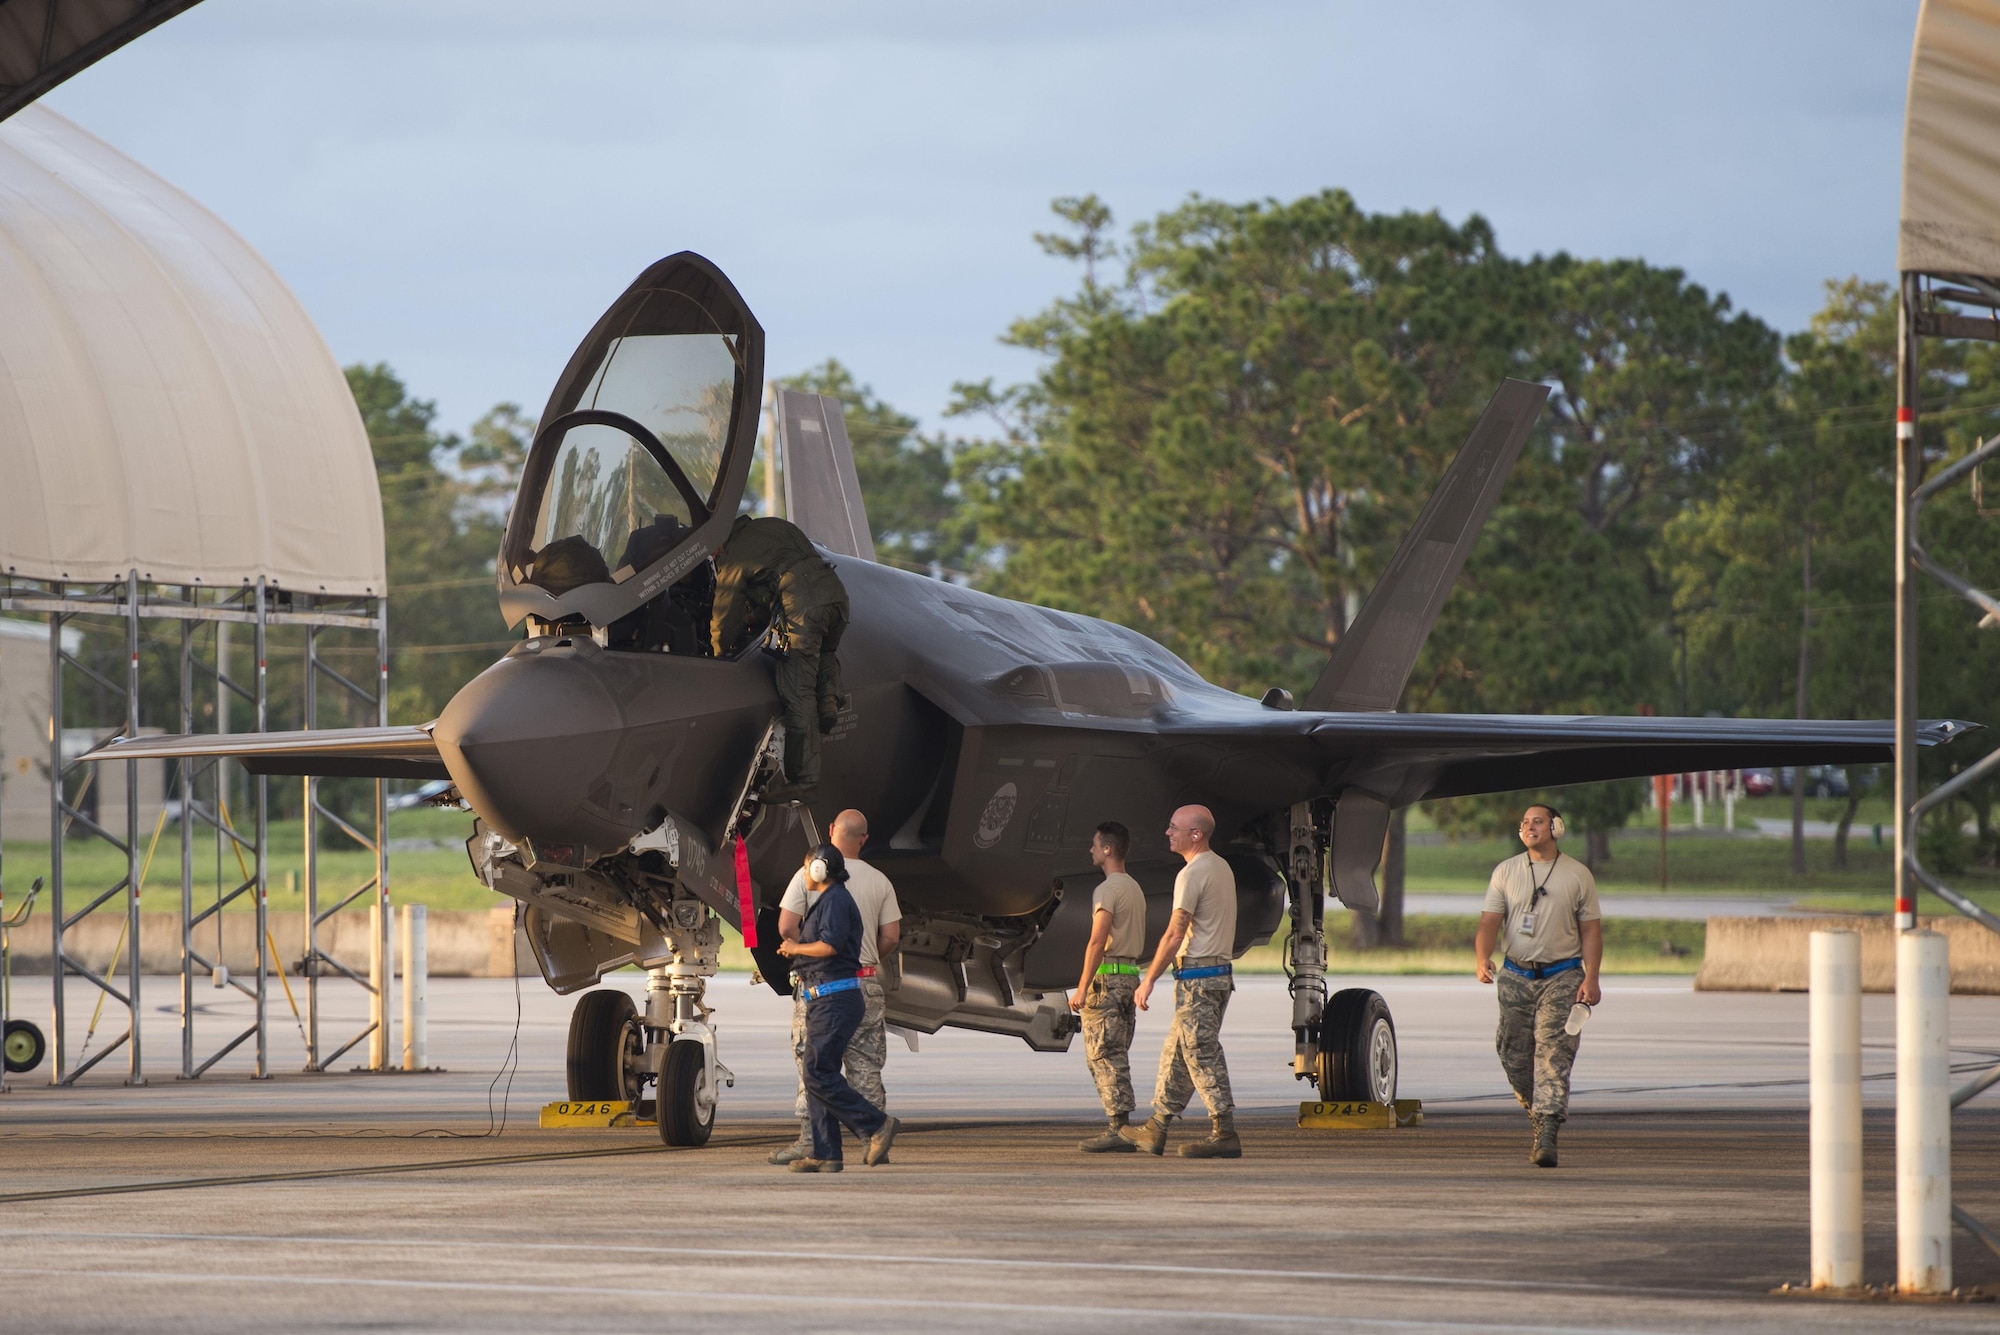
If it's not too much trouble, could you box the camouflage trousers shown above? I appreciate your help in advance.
[1152,975,1235,1120]
[1495,967,1584,1120]
[791,976,886,1140]
[1081,974,1139,1119]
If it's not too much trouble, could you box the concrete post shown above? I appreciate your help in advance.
[401,904,427,1072]
[1896,928,1951,1293]
[1809,930,1862,1289]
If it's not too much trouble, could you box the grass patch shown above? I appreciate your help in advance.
[1403,829,2000,911]
[1,807,497,913]
[1235,913,1704,976]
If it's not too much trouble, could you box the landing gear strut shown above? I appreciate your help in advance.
[1286,800,1399,1103]
[1284,802,1331,1082]
[646,892,729,1146]
[563,888,733,1146]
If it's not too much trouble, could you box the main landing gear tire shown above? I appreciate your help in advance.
[566,989,641,1102]
[1315,988,1397,1104]
[3,1018,45,1074]
[657,1039,715,1147]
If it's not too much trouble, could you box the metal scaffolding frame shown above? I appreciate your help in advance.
[0,574,390,1083]
[299,594,392,1073]
[1894,271,2000,1262]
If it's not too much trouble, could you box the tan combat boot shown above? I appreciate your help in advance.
[1530,1114,1559,1168]
[1080,1116,1138,1153]
[1179,1111,1244,1159]
[1119,1115,1171,1155]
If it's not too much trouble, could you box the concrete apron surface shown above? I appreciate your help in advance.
[2,975,1997,1333]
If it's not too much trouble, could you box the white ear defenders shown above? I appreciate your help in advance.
[1547,808,1566,840]
[809,856,830,883]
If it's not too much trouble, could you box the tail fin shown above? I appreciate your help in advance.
[1303,378,1549,712]
[774,388,876,561]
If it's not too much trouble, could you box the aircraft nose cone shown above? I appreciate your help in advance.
[433,647,625,845]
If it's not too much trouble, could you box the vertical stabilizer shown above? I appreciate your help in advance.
[775,389,876,561]
[1303,379,1549,712]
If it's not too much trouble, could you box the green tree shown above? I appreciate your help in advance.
[1420,257,1781,866]
[1666,279,2000,873]
[345,364,518,725]
[951,189,1527,696]
[777,361,966,574]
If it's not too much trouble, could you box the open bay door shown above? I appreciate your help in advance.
[498,252,765,630]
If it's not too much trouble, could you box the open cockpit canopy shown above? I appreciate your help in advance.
[499,252,763,629]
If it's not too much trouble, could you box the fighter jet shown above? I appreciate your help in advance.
[92,252,1972,1144]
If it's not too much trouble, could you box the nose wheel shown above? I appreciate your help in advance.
[566,989,645,1101]
[657,1039,716,1146]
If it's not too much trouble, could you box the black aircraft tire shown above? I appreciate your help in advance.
[1316,989,1397,1104]
[4,1018,45,1074]
[566,990,636,1101]
[657,1039,715,1147]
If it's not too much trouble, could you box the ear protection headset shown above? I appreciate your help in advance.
[1525,805,1566,840]
[808,843,846,886]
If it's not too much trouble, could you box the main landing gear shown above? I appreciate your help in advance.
[565,890,733,1146]
[1284,802,1399,1104]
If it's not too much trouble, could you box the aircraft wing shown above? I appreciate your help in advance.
[82,726,448,781]
[1294,711,1973,802]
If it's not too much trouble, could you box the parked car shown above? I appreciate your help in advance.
[1777,765,1849,798]
[386,778,456,812]
[1742,768,1776,796]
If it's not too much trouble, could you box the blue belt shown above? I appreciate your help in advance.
[1504,957,1582,981]
[802,976,862,1000]
[1175,963,1232,980]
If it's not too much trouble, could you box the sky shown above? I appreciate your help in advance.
[41,0,1922,441]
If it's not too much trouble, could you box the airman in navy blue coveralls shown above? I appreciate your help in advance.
[775,845,900,1173]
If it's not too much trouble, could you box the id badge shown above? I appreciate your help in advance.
[1519,911,1538,934]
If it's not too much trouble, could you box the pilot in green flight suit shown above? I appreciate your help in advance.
[710,514,850,792]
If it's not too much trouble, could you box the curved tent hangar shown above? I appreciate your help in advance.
[0,103,383,594]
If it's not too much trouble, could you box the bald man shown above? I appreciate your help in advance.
[768,808,902,1165]
[1123,804,1242,1159]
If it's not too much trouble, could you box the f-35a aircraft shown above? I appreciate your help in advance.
[94,252,1970,1145]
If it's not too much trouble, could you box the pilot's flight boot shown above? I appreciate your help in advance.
[1530,1114,1559,1168]
[1179,1112,1243,1159]
[1079,1116,1137,1153]
[1119,1115,1171,1155]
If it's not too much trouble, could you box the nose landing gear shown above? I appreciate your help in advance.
[562,891,734,1146]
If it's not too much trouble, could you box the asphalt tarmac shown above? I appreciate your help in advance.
[2,973,1997,1332]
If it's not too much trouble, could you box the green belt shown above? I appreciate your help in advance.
[1096,961,1142,977]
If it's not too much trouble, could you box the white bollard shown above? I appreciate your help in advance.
[1896,928,1951,1294]
[401,904,427,1072]
[1810,930,1862,1289]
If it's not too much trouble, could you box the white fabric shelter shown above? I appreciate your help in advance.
[0,105,384,595]
[1900,0,2000,281]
